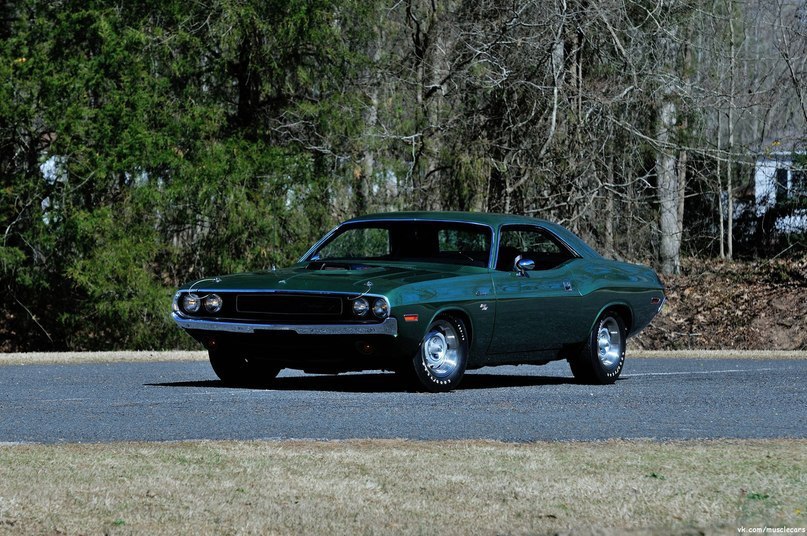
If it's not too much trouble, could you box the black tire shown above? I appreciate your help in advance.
[403,315,469,393]
[208,348,281,387]
[568,311,626,384]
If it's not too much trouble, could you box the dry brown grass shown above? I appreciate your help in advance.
[630,350,807,360]
[0,351,207,366]
[0,439,804,535]
[0,349,804,367]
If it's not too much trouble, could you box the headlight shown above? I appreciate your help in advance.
[204,294,223,313]
[181,293,201,313]
[352,297,369,317]
[371,298,389,318]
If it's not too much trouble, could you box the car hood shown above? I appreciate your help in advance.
[181,262,476,296]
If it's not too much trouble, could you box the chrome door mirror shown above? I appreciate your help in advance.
[514,256,535,277]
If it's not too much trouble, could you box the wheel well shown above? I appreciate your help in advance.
[435,309,473,347]
[606,304,633,333]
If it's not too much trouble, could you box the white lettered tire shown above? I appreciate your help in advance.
[568,311,626,384]
[407,315,469,392]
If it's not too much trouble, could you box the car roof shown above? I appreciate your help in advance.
[348,211,547,227]
[345,211,602,259]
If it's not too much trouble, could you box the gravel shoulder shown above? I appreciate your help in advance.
[1,349,805,366]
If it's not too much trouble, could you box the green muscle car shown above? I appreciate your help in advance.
[172,212,665,392]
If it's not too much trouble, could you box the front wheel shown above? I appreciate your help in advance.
[403,316,469,392]
[568,311,626,384]
[208,348,281,387]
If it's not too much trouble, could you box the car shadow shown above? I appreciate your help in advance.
[146,372,579,393]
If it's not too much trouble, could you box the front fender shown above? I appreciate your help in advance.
[391,302,491,365]
[388,275,496,364]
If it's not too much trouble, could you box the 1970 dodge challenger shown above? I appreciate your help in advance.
[172,212,665,391]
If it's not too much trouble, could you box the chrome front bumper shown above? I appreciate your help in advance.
[172,313,398,336]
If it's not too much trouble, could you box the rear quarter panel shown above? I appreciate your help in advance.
[571,259,665,338]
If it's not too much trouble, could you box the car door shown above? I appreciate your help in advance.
[487,225,583,356]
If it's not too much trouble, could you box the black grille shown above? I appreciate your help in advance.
[236,294,343,316]
[180,291,385,324]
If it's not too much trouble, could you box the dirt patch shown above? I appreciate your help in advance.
[635,257,807,350]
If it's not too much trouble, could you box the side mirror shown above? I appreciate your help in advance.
[514,256,535,277]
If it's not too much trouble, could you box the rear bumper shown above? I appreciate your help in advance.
[171,312,398,337]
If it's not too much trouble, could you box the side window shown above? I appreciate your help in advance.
[496,226,575,271]
[437,228,490,266]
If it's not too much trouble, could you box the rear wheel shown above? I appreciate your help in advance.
[568,311,626,384]
[403,315,469,392]
[208,348,281,387]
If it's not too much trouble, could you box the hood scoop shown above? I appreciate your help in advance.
[306,261,375,271]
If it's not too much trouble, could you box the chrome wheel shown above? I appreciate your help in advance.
[568,310,626,384]
[421,320,461,378]
[402,315,469,392]
[597,317,623,369]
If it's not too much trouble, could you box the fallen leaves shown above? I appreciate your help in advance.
[635,257,807,350]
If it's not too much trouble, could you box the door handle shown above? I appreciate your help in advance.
[563,281,573,292]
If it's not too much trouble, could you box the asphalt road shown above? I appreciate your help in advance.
[0,358,804,443]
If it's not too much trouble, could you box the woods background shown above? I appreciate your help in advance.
[1,0,806,351]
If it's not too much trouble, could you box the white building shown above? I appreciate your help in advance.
[752,152,807,232]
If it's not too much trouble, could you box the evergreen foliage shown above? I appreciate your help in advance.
[0,0,804,350]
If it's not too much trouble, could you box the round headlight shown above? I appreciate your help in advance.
[204,294,223,313]
[181,293,201,313]
[372,298,389,318]
[352,297,369,317]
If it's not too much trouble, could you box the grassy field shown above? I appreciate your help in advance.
[0,439,804,535]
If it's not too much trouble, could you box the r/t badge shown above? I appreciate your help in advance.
[479,303,489,311]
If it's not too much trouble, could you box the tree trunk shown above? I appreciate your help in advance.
[676,145,687,248]
[727,109,733,260]
[726,0,735,260]
[657,97,680,275]
[717,110,724,258]
[355,84,379,215]
[605,153,615,258]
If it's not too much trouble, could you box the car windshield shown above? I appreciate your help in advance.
[309,221,492,267]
